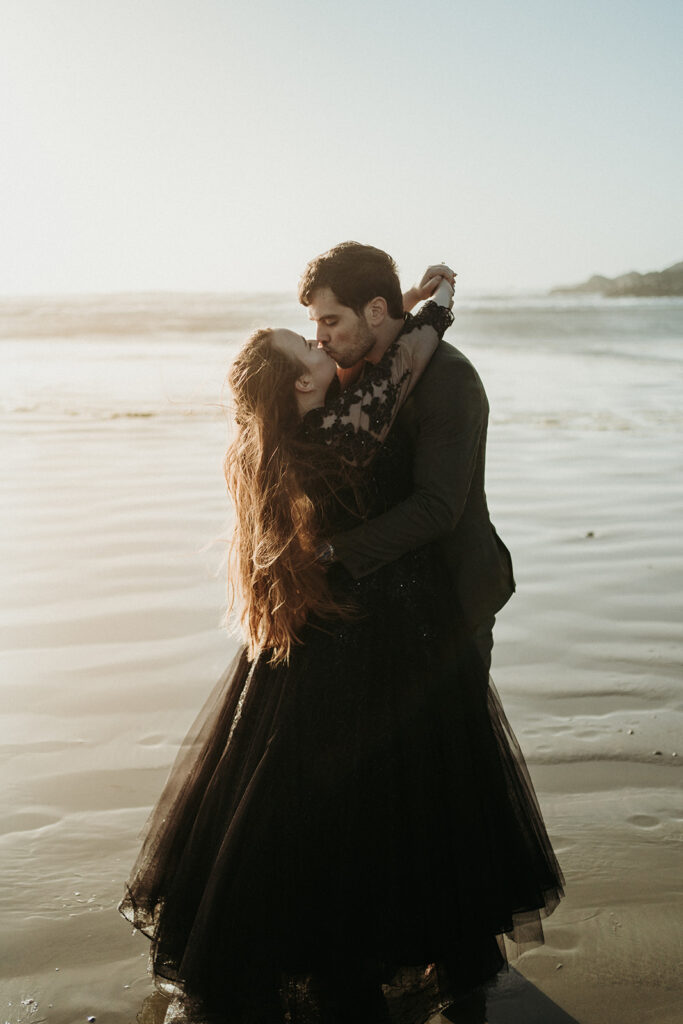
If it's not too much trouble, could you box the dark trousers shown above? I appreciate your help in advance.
[441,615,499,1024]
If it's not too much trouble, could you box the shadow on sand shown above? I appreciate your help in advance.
[131,967,580,1024]
[444,967,580,1024]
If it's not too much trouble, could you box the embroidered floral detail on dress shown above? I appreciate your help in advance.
[403,299,454,341]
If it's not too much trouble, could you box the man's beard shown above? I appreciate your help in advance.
[332,320,376,369]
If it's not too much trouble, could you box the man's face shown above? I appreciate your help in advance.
[306,287,376,369]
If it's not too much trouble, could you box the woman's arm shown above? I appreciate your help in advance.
[398,278,454,394]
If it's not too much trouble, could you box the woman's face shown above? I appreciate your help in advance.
[271,329,337,394]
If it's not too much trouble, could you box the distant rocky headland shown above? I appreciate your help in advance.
[551,261,683,297]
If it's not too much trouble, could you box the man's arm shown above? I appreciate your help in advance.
[330,354,486,578]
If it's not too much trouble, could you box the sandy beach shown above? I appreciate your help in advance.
[1,294,681,1024]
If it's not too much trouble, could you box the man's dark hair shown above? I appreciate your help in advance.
[298,241,404,320]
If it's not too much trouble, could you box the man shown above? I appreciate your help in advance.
[298,241,515,672]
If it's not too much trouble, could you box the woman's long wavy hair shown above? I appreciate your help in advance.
[224,328,359,665]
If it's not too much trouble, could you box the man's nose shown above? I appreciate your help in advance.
[316,324,330,345]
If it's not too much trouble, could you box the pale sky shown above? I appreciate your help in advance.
[1,0,681,296]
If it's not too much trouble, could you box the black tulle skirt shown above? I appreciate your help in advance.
[119,550,564,1024]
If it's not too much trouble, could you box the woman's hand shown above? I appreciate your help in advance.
[403,263,457,312]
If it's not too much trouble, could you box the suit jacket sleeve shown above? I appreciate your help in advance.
[330,350,485,578]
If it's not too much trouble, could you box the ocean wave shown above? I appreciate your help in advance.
[0,291,298,340]
[526,750,682,767]
[2,290,683,339]
[0,402,229,423]
[3,402,681,431]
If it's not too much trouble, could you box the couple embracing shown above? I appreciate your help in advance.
[119,242,564,1024]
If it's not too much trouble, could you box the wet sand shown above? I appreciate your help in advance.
[1,302,682,1024]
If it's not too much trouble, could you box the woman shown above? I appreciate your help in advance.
[119,277,563,1024]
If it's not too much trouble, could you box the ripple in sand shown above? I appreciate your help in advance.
[626,814,661,828]
[0,809,61,835]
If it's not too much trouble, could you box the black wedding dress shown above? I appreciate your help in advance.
[119,305,564,1024]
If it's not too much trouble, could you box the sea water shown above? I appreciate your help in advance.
[1,292,682,428]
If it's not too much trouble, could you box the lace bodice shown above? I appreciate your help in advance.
[301,300,453,467]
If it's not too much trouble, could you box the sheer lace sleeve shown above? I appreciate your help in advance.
[302,300,454,466]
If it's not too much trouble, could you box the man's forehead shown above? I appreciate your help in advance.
[307,287,349,320]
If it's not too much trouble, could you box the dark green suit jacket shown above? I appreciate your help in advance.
[331,339,515,631]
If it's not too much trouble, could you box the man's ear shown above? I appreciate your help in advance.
[364,296,388,326]
[294,373,315,393]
